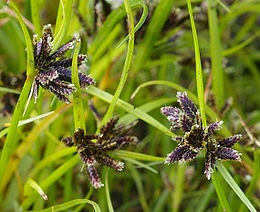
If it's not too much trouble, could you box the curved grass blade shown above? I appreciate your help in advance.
[120,97,177,124]
[1,104,71,191]
[22,155,79,210]
[52,0,73,51]
[24,179,48,201]
[88,0,144,56]
[117,0,148,48]
[133,0,175,73]
[120,157,158,173]
[27,198,101,212]
[222,31,260,57]
[0,111,54,139]
[0,1,35,188]
[100,0,135,129]
[86,86,175,137]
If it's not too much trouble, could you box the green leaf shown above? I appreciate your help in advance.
[0,86,21,94]
[207,0,224,108]
[0,111,54,139]
[217,163,257,212]
[100,0,135,129]
[52,0,73,51]
[133,0,175,72]
[186,0,206,127]
[86,86,175,137]
[116,150,165,162]
[0,1,35,189]
[211,171,232,212]
[120,157,158,173]
[24,179,48,201]
[71,36,86,131]
[105,169,114,212]
[27,199,101,212]
[117,0,148,48]
[30,0,41,36]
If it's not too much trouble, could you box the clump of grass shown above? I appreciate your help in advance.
[0,0,259,211]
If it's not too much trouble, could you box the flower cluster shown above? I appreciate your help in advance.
[62,117,138,188]
[161,91,241,179]
[32,24,95,103]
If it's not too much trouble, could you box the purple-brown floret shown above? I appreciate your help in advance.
[32,24,95,103]
[62,117,138,188]
[161,91,242,180]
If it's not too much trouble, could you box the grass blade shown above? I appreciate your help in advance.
[25,179,48,201]
[207,0,224,108]
[0,1,35,189]
[211,172,232,212]
[86,86,175,137]
[217,163,257,212]
[0,86,21,94]
[30,0,41,35]
[186,0,206,127]
[133,0,175,72]
[128,163,149,212]
[27,199,101,212]
[105,169,114,212]
[71,36,86,130]
[117,0,148,48]
[0,111,54,139]
[120,157,158,173]
[100,0,135,128]
[22,155,79,210]
[52,0,73,51]
[187,1,233,211]
[222,31,260,57]
[116,150,164,162]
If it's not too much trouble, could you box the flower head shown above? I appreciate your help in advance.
[62,117,138,188]
[204,135,242,179]
[161,91,242,179]
[32,24,95,103]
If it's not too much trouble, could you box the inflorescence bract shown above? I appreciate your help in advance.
[62,117,138,188]
[32,24,95,103]
[161,91,242,179]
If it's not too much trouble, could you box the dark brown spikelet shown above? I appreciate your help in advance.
[61,117,138,188]
[32,24,95,103]
[162,91,242,180]
[176,91,198,120]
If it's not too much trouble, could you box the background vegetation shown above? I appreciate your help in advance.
[0,0,260,211]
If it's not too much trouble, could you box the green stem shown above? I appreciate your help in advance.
[211,171,232,212]
[0,1,35,189]
[186,0,206,127]
[71,37,86,131]
[186,1,233,211]
[207,0,224,109]
[30,0,41,35]
[99,0,135,129]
